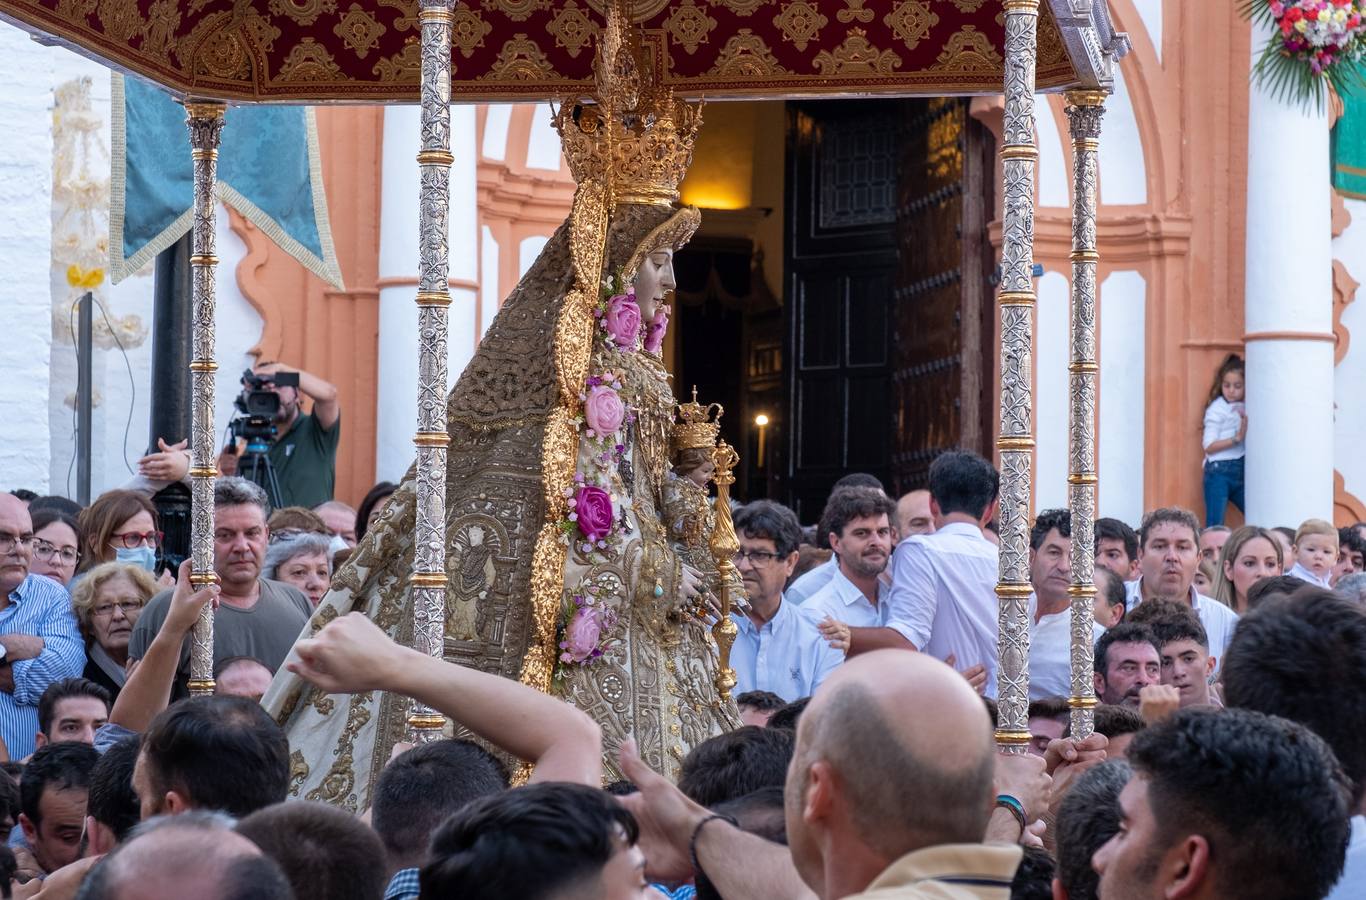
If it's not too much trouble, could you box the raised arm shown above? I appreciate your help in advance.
[287,613,602,785]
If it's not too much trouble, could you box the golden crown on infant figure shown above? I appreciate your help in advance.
[673,387,723,453]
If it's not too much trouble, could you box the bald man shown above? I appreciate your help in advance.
[77,811,293,900]
[895,490,934,541]
[621,651,1045,899]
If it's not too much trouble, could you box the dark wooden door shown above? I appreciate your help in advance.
[783,100,904,521]
[890,99,996,492]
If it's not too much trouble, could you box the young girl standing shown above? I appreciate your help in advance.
[1202,354,1246,527]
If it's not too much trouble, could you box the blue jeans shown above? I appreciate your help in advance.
[1203,457,1245,527]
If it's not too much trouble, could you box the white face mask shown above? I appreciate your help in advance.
[115,546,157,573]
[327,534,349,557]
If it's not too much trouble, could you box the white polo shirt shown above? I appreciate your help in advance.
[800,565,888,629]
[1125,578,1239,670]
[887,522,1001,698]
[730,596,843,702]
[1028,592,1107,701]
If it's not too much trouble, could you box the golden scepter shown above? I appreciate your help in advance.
[709,440,741,695]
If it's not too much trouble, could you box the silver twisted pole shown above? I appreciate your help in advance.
[994,0,1041,753]
[408,0,454,743]
[185,101,226,697]
[1064,92,1106,739]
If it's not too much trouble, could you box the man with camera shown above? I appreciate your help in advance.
[222,362,340,510]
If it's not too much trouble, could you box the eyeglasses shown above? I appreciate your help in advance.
[0,532,33,554]
[109,530,162,549]
[92,600,143,619]
[32,539,80,567]
[735,549,782,566]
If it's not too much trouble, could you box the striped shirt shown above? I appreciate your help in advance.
[0,574,86,759]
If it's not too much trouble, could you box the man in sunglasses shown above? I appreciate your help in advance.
[728,500,842,703]
[0,494,85,760]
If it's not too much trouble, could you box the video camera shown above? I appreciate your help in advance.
[230,369,299,445]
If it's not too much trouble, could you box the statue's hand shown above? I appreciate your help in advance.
[680,564,703,603]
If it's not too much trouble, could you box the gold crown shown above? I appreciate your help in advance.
[673,386,723,452]
[554,1,702,207]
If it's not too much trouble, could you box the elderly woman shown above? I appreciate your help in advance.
[69,562,157,700]
[263,532,332,607]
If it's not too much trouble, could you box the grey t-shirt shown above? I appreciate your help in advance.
[128,578,311,679]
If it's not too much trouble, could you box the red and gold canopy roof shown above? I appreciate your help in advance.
[0,1,1123,103]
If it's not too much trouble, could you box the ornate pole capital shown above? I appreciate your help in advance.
[995,0,1042,753]
[184,100,226,696]
[408,0,454,743]
[1065,91,1105,739]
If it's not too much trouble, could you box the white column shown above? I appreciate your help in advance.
[1243,20,1334,526]
[376,105,480,484]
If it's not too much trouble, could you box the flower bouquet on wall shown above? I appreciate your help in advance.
[1243,0,1366,108]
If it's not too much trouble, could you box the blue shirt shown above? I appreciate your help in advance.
[0,575,85,759]
[729,596,842,702]
[784,557,838,606]
[384,867,420,900]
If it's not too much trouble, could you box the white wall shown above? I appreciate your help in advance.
[1034,270,1071,512]
[1098,270,1147,525]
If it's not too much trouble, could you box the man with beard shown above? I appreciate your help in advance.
[1027,509,1106,700]
[803,488,898,657]
[1093,623,1161,709]
[129,478,312,690]
[221,361,340,509]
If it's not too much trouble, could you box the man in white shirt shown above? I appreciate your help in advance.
[1124,507,1238,670]
[803,487,897,657]
[784,473,884,605]
[894,489,935,542]
[1026,509,1106,701]
[729,501,842,702]
[885,451,1002,696]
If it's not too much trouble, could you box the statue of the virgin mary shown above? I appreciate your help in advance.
[264,15,739,807]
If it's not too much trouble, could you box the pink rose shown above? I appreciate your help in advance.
[560,605,603,663]
[573,484,615,542]
[584,385,625,435]
[644,303,670,354]
[603,294,641,349]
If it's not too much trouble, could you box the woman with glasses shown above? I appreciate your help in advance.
[75,490,168,586]
[29,509,82,588]
[68,562,157,700]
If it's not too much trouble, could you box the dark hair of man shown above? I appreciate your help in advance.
[1093,567,1127,621]
[1087,703,1146,741]
[1246,575,1315,611]
[9,489,38,504]
[1138,507,1200,550]
[1010,845,1056,900]
[0,766,17,829]
[237,801,387,900]
[765,696,810,732]
[603,780,637,796]
[926,450,999,519]
[371,738,509,869]
[678,726,794,808]
[1223,590,1366,805]
[37,678,111,737]
[1341,528,1366,559]
[87,737,141,844]
[1055,759,1131,900]
[0,845,14,898]
[805,682,994,858]
[734,690,786,714]
[1124,599,1208,651]
[832,472,884,493]
[1128,708,1351,900]
[819,487,896,547]
[21,742,98,829]
[140,696,288,817]
[1094,517,1138,562]
[1093,623,1161,675]
[695,787,789,900]
[1027,697,1069,724]
[419,782,639,900]
[1029,508,1071,551]
[733,500,803,559]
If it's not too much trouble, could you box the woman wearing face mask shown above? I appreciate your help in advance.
[29,509,83,588]
[69,562,157,700]
[75,490,170,585]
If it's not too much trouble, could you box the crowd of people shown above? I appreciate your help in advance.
[0,437,1364,898]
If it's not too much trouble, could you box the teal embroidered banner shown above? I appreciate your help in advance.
[1334,88,1366,200]
[110,74,344,288]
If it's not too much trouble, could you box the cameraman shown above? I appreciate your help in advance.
[223,362,340,509]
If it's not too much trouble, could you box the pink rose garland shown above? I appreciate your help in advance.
[584,385,625,436]
[644,303,670,354]
[560,605,604,663]
[572,484,615,543]
[602,294,642,350]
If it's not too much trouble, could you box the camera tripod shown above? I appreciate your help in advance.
[238,436,284,510]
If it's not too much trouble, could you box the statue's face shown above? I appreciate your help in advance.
[633,247,676,323]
